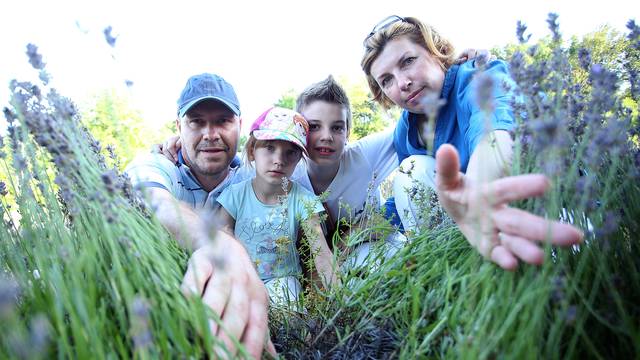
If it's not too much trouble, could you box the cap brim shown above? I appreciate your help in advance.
[252,129,308,156]
[178,96,240,118]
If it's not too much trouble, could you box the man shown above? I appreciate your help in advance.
[126,73,274,358]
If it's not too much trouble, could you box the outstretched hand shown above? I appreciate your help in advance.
[181,236,276,358]
[434,144,583,270]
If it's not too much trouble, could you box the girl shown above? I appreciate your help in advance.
[215,107,337,306]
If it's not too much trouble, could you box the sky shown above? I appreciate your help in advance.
[1,0,637,134]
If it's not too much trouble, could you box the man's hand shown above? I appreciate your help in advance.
[150,135,181,163]
[435,144,583,270]
[181,235,276,358]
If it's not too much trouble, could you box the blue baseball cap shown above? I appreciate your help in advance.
[177,73,240,118]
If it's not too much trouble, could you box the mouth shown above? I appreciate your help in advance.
[315,147,335,156]
[406,87,425,106]
[197,147,226,154]
[267,170,286,177]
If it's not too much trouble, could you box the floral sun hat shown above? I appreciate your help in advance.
[250,107,309,155]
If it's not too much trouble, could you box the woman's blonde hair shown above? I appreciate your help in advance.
[361,16,456,109]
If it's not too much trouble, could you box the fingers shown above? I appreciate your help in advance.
[240,289,271,359]
[482,174,550,205]
[493,207,583,246]
[490,245,518,270]
[498,232,544,265]
[216,280,250,357]
[181,256,213,296]
[202,273,232,336]
[265,339,277,357]
[435,144,462,191]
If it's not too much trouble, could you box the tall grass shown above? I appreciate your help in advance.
[1,15,639,359]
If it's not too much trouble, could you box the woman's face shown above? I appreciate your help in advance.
[369,36,446,114]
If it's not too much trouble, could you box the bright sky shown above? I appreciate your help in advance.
[1,0,637,134]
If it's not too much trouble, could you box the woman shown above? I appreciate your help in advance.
[361,15,583,270]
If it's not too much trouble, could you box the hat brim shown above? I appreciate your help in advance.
[178,96,240,118]
[252,129,308,156]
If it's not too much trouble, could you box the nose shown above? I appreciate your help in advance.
[202,123,221,141]
[318,126,333,142]
[399,74,412,92]
[273,148,287,167]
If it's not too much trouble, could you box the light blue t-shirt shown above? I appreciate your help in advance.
[394,59,516,173]
[125,151,250,210]
[217,179,324,281]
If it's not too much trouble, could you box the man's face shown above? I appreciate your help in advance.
[176,100,241,181]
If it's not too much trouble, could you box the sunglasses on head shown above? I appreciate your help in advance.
[363,15,406,46]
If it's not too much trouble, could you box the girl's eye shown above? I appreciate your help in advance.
[333,126,345,133]
[403,57,416,66]
[309,124,320,131]
[266,144,275,151]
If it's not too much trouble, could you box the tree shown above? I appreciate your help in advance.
[81,89,173,169]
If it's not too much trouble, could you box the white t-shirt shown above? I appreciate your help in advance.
[291,130,398,225]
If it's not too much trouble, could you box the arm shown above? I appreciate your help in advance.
[145,187,274,357]
[147,187,210,251]
[303,214,338,287]
[465,130,513,184]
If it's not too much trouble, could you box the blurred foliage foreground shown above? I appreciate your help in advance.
[1,15,640,359]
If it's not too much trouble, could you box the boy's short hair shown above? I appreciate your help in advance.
[295,75,352,132]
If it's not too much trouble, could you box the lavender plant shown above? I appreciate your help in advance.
[1,15,639,360]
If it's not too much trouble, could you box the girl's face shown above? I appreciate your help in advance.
[251,140,302,186]
[301,100,349,166]
[369,36,446,114]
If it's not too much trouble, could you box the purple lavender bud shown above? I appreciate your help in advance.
[0,181,7,196]
[475,72,495,112]
[516,20,531,44]
[103,26,117,47]
[546,13,561,42]
[25,44,45,70]
[577,48,591,71]
[627,19,640,49]
[420,91,446,120]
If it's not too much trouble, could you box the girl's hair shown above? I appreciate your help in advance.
[361,16,456,109]
[243,135,304,168]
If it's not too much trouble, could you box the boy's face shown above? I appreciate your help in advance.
[301,100,349,166]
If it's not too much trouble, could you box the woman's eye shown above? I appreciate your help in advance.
[403,57,416,66]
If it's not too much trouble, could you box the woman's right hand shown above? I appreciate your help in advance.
[151,135,182,163]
